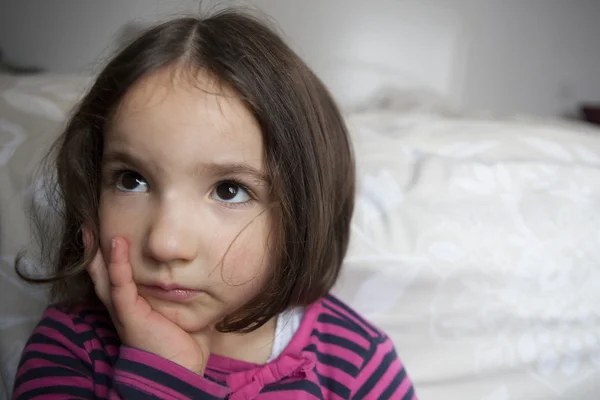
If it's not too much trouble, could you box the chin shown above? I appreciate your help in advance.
[146,298,218,333]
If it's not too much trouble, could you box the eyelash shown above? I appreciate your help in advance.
[214,180,255,209]
[104,167,256,207]
[105,167,131,189]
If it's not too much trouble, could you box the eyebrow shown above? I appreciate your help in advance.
[202,162,269,184]
[102,150,269,184]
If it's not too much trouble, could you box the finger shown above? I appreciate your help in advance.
[86,249,111,307]
[108,237,139,315]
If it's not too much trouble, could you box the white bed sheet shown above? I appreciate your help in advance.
[338,108,600,399]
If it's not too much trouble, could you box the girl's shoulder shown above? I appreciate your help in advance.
[311,294,387,340]
[298,295,415,399]
[37,303,116,342]
[285,294,391,359]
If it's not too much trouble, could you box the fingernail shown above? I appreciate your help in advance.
[112,238,117,249]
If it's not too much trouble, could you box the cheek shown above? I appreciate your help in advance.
[218,216,274,288]
[98,193,145,259]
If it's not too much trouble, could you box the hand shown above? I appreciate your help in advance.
[84,232,211,375]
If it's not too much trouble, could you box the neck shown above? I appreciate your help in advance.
[205,316,277,364]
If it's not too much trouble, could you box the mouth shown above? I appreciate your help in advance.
[138,283,203,302]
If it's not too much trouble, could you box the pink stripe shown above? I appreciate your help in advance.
[314,341,364,370]
[95,359,114,375]
[25,342,79,358]
[95,381,110,399]
[116,371,189,400]
[105,343,120,357]
[93,326,119,338]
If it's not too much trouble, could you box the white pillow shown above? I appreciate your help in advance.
[314,60,453,114]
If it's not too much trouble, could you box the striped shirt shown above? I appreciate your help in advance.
[13,295,416,399]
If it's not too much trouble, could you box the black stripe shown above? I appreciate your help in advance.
[89,349,112,365]
[79,329,119,345]
[73,312,109,326]
[303,343,359,376]
[310,329,368,358]
[315,371,351,399]
[352,348,398,399]
[402,385,415,400]
[318,312,370,342]
[18,350,92,377]
[13,366,87,390]
[15,385,94,400]
[84,320,117,332]
[117,358,221,400]
[362,341,378,370]
[204,373,225,385]
[28,332,67,347]
[95,335,121,347]
[379,367,408,400]
[28,331,90,355]
[94,372,114,393]
[38,317,85,351]
[325,295,380,336]
[91,346,118,366]
[75,306,111,320]
[114,385,161,399]
[261,379,323,399]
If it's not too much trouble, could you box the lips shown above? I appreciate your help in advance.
[153,282,196,291]
[138,283,203,302]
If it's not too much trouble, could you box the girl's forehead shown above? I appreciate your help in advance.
[114,66,240,125]
[105,66,265,171]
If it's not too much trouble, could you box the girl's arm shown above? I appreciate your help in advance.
[12,308,96,399]
[12,307,228,399]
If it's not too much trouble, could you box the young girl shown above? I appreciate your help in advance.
[13,9,416,400]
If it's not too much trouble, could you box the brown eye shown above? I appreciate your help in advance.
[116,171,148,192]
[212,182,251,204]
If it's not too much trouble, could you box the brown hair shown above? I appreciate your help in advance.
[17,9,355,333]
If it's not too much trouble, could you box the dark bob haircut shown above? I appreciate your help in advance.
[17,9,355,333]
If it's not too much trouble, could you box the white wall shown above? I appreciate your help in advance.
[1,0,599,117]
[451,0,600,117]
[0,0,200,72]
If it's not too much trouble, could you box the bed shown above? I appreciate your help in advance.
[1,66,600,399]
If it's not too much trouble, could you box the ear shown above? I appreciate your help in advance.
[81,222,98,255]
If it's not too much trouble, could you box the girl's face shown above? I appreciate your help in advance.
[99,67,274,333]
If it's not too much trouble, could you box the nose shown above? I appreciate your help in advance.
[144,197,198,264]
